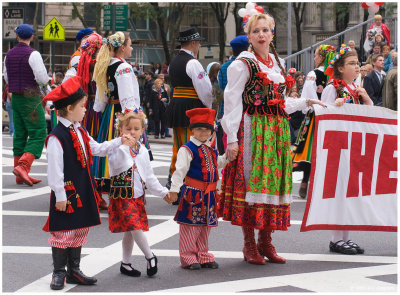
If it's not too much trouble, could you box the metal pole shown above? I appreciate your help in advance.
[287,3,292,68]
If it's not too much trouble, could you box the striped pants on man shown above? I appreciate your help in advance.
[179,224,214,267]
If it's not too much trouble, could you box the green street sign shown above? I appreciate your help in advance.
[103,4,128,32]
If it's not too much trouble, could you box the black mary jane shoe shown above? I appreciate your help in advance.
[183,263,201,270]
[329,240,357,255]
[200,261,219,269]
[146,253,158,277]
[346,240,365,254]
[120,262,141,277]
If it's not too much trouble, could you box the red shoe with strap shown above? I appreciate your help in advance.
[13,153,42,186]
[257,230,286,264]
[242,227,266,265]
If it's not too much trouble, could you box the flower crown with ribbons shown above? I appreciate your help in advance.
[115,108,145,129]
[102,36,123,48]
[324,44,352,78]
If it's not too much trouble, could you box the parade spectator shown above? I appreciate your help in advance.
[165,27,213,191]
[348,40,361,61]
[367,14,391,46]
[51,72,64,89]
[382,53,397,111]
[287,85,301,144]
[92,31,149,195]
[149,62,156,73]
[366,44,382,64]
[321,46,372,255]
[68,28,93,70]
[4,24,48,186]
[161,62,169,74]
[374,33,386,49]
[218,11,325,265]
[207,62,222,114]
[143,71,155,134]
[43,76,129,290]
[169,108,232,270]
[157,73,171,97]
[293,44,336,198]
[154,63,161,75]
[133,62,142,75]
[382,45,394,72]
[107,110,169,277]
[364,54,385,106]
[294,71,305,95]
[365,63,373,75]
[149,78,169,139]
[288,67,296,79]
[359,65,368,86]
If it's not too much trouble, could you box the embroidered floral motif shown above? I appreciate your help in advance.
[115,67,132,76]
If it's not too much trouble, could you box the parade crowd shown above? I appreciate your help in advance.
[2,4,397,291]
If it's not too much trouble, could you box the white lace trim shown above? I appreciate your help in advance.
[245,193,293,205]
[243,114,252,187]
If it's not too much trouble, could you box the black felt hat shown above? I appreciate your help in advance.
[176,27,205,42]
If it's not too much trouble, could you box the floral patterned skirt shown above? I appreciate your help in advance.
[217,113,292,230]
[108,196,149,233]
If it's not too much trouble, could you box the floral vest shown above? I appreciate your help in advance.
[237,57,289,118]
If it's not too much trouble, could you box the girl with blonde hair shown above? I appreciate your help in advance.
[92,31,147,196]
[218,5,325,265]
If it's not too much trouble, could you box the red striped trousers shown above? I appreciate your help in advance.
[179,224,214,267]
[49,227,90,249]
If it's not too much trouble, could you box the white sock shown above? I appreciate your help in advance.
[122,231,134,269]
[343,231,350,242]
[132,230,155,267]
[331,230,345,244]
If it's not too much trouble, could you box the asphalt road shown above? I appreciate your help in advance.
[2,132,397,293]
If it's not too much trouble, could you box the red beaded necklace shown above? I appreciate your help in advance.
[254,52,273,68]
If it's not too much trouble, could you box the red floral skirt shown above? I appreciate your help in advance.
[217,115,291,231]
[108,196,149,233]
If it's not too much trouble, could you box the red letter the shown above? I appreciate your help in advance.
[346,132,378,198]
[322,131,348,199]
[376,134,397,195]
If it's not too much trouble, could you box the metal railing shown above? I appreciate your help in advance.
[284,17,397,75]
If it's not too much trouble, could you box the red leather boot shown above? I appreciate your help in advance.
[257,230,286,263]
[13,156,23,184]
[13,152,42,186]
[242,227,266,265]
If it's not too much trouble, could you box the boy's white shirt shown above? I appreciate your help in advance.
[46,116,122,202]
[170,136,229,193]
[107,143,168,198]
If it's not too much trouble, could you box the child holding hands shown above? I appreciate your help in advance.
[322,45,373,255]
[106,110,170,277]
[169,108,237,270]
[43,76,135,290]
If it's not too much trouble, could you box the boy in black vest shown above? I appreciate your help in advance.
[42,76,134,290]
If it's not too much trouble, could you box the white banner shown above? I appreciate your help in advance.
[301,104,397,232]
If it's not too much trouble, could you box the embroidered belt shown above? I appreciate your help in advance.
[108,99,120,104]
[184,176,217,195]
[173,87,199,99]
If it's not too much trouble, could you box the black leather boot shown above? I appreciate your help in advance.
[50,247,68,290]
[66,247,97,285]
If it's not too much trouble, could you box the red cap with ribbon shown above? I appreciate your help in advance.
[186,108,216,131]
[43,76,87,110]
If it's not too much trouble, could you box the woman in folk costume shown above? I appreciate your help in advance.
[321,45,373,255]
[92,31,152,195]
[76,33,103,139]
[217,4,325,265]
[292,44,336,198]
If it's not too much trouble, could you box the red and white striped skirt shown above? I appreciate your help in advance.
[49,227,90,249]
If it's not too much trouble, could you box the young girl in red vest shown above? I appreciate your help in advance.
[321,45,373,255]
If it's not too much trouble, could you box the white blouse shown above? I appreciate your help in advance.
[94,57,141,112]
[170,136,229,193]
[107,143,168,199]
[221,51,308,144]
[46,117,122,202]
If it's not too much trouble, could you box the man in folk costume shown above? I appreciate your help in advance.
[4,24,49,186]
[166,27,214,191]
[42,76,131,290]
[68,28,94,70]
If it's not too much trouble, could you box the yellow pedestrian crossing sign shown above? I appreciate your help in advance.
[43,17,65,41]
